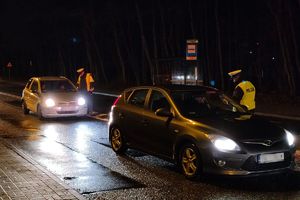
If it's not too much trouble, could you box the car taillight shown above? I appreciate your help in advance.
[113,95,121,106]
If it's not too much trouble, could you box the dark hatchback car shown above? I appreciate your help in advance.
[108,85,296,179]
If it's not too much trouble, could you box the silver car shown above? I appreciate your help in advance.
[22,76,88,119]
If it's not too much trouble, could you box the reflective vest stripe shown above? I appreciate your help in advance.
[236,81,256,110]
[86,73,94,92]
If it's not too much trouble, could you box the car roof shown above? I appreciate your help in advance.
[126,84,219,94]
[31,76,69,81]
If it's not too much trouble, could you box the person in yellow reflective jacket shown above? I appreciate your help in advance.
[228,69,256,113]
[76,67,95,114]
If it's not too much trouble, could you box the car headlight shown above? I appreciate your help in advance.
[77,97,86,106]
[208,135,241,152]
[285,129,295,146]
[45,98,55,107]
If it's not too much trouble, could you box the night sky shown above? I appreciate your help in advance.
[0,0,299,94]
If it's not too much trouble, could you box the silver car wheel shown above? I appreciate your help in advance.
[110,127,126,154]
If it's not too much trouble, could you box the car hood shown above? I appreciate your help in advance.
[192,114,285,141]
[41,92,83,102]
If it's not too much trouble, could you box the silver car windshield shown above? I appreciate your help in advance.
[171,90,247,118]
[40,80,76,93]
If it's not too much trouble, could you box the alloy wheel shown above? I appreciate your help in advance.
[180,144,201,179]
[110,127,126,154]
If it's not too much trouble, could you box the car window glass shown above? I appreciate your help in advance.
[40,80,76,93]
[172,91,210,117]
[171,90,246,118]
[128,89,148,107]
[30,81,39,92]
[124,90,133,102]
[26,79,33,89]
[149,90,170,112]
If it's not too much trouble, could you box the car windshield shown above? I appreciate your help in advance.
[171,90,247,118]
[40,80,76,93]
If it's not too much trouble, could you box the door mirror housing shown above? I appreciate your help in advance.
[155,108,173,118]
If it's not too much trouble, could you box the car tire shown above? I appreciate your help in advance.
[179,143,202,180]
[37,105,44,120]
[22,101,30,115]
[110,127,127,154]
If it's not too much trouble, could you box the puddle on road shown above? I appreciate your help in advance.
[5,136,145,195]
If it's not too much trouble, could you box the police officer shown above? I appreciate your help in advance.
[228,69,256,113]
[76,67,95,114]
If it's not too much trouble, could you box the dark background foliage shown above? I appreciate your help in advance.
[0,0,299,95]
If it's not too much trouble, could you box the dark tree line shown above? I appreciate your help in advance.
[0,0,299,95]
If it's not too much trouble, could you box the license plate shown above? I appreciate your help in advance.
[62,106,75,111]
[258,153,284,164]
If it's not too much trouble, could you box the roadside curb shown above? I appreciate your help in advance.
[1,138,86,200]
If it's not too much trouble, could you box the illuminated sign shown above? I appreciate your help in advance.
[186,39,198,61]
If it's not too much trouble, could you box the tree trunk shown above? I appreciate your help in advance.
[204,1,211,83]
[123,17,140,85]
[188,0,196,38]
[82,25,94,77]
[113,22,126,83]
[136,2,154,84]
[288,3,300,76]
[158,1,169,58]
[215,0,224,89]
[268,1,296,96]
[152,6,159,84]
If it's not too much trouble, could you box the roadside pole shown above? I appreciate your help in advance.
[6,62,12,80]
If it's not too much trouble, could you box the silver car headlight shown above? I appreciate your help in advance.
[77,97,86,106]
[285,129,295,146]
[45,98,55,107]
[208,135,241,152]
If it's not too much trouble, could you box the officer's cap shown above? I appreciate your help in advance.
[77,68,84,73]
[228,69,242,77]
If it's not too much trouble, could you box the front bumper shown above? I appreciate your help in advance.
[202,147,296,176]
[41,105,88,118]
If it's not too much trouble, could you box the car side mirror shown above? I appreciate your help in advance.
[155,108,173,118]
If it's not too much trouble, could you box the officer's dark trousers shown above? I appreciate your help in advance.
[81,91,93,114]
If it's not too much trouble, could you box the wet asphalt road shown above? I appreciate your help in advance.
[1,81,300,199]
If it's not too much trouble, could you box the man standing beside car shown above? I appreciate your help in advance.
[76,67,95,115]
[228,69,256,113]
